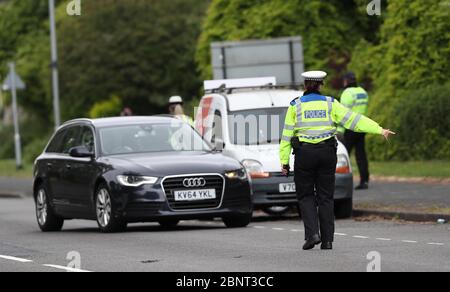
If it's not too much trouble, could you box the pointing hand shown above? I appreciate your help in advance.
[382,129,396,140]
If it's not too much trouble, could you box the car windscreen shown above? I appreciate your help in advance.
[99,123,211,156]
[228,107,288,146]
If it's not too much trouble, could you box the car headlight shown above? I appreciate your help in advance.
[242,159,270,179]
[225,168,247,180]
[336,154,350,174]
[117,175,158,187]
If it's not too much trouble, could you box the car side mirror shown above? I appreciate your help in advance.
[69,146,94,158]
[214,138,226,151]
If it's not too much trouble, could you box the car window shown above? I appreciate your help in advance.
[61,126,82,154]
[46,129,67,153]
[99,123,211,156]
[79,126,95,154]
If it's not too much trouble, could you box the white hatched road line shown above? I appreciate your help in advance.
[229,223,445,248]
[0,255,33,263]
[43,264,91,272]
[353,236,369,239]
[402,240,418,244]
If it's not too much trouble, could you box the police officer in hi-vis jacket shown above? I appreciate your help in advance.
[279,71,395,250]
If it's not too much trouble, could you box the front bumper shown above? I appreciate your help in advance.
[108,177,252,223]
[252,173,353,208]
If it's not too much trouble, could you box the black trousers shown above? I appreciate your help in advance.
[344,130,369,184]
[294,140,337,242]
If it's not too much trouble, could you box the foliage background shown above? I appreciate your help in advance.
[197,0,449,161]
[0,0,448,162]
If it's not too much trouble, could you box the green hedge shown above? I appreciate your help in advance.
[366,83,450,161]
[350,0,450,161]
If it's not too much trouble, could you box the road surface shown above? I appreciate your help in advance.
[0,198,449,272]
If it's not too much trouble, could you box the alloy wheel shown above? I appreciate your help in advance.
[96,188,112,228]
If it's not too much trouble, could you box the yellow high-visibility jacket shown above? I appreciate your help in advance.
[280,93,382,165]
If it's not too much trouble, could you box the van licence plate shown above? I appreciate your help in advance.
[279,183,296,193]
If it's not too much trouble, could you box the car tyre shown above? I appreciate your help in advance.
[158,219,180,229]
[335,199,353,219]
[35,185,64,232]
[95,184,127,233]
[223,213,252,228]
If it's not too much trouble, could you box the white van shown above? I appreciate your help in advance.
[195,78,353,218]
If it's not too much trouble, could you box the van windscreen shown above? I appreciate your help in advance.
[228,108,288,145]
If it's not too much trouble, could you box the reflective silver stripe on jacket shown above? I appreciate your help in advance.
[350,114,362,131]
[340,110,353,126]
[284,125,295,131]
[282,135,292,142]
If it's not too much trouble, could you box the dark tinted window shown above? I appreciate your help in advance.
[61,126,81,154]
[46,130,67,153]
[79,126,95,153]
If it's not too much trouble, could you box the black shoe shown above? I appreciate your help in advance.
[321,242,333,250]
[355,183,369,190]
[303,234,321,250]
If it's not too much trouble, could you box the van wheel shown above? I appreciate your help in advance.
[95,184,127,233]
[262,206,290,217]
[335,199,353,219]
[223,213,252,228]
[35,185,64,232]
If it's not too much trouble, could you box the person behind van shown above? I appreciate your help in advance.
[168,96,193,126]
[339,72,371,190]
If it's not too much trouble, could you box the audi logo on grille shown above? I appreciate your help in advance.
[183,178,207,188]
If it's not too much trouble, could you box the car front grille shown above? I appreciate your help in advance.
[162,175,224,210]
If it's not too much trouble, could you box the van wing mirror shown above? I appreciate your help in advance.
[214,138,226,151]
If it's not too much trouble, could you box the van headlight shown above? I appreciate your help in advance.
[336,155,350,174]
[117,175,158,187]
[242,159,270,179]
[225,168,247,180]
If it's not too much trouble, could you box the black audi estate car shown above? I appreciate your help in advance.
[33,117,252,233]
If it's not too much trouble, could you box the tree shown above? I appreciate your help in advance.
[57,0,209,120]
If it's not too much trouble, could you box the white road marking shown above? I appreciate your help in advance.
[427,242,444,246]
[272,228,285,231]
[0,255,33,263]
[353,236,369,239]
[376,238,392,241]
[43,264,91,272]
[253,226,266,229]
[335,233,347,236]
[291,229,303,232]
[402,240,418,244]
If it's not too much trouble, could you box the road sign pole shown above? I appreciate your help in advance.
[8,62,22,169]
[49,0,61,129]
